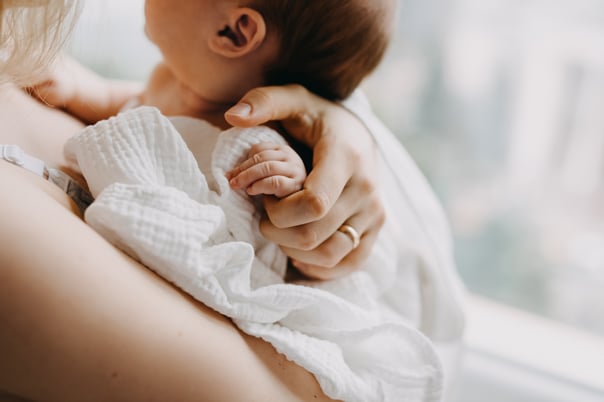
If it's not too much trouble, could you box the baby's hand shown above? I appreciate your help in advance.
[227,142,307,198]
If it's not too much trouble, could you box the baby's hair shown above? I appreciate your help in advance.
[247,0,395,101]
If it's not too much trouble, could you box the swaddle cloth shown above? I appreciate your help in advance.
[65,106,449,402]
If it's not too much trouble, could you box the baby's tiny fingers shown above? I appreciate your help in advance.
[230,160,300,189]
[247,176,303,198]
[248,142,282,156]
[227,150,286,181]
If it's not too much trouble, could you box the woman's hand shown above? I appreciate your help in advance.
[24,54,142,124]
[225,85,385,280]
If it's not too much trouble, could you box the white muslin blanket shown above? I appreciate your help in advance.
[65,105,464,402]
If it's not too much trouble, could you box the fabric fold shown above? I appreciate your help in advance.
[65,106,457,402]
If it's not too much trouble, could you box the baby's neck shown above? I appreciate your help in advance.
[140,63,235,130]
[176,82,234,129]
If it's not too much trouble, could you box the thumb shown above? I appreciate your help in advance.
[225,84,320,127]
[225,84,330,147]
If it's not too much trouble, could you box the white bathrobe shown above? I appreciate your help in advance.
[65,93,465,402]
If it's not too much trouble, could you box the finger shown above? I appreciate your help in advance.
[226,149,287,181]
[292,212,382,280]
[278,206,376,269]
[261,181,384,274]
[229,160,302,190]
[261,149,358,229]
[247,176,303,198]
[260,182,367,248]
[262,123,364,227]
[247,142,284,156]
[291,224,381,281]
[224,85,320,129]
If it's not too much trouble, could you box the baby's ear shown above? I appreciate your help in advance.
[209,8,266,58]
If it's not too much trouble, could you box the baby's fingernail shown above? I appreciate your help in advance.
[226,103,251,117]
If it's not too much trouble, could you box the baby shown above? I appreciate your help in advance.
[32,2,453,401]
[34,0,395,199]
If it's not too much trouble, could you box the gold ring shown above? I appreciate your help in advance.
[338,224,360,250]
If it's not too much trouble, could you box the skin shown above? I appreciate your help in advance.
[226,142,308,198]
[0,86,382,402]
[1,0,385,399]
[226,85,386,279]
[26,55,144,126]
[141,0,387,277]
[30,0,386,277]
[141,0,309,198]
[0,84,336,402]
[141,0,275,119]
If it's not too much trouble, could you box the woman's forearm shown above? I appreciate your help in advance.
[0,162,333,402]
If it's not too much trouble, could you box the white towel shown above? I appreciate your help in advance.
[65,106,457,402]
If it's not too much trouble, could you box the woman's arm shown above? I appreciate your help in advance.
[0,162,334,402]
[25,55,143,125]
[226,85,385,280]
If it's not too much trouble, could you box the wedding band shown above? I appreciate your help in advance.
[338,224,361,250]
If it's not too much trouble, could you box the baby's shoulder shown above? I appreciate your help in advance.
[143,62,176,97]
[147,62,173,84]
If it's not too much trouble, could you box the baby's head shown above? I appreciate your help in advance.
[249,0,396,101]
[145,0,396,107]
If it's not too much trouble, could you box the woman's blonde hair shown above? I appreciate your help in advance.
[0,0,80,85]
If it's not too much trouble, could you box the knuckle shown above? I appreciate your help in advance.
[317,245,341,269]
[249,87,273,105]
[269,176,281,189]
[295,175,306,187]
[297,226,320,250]
[252,153,264,165]
[305,190,330,218]
[350,148,363,165]
[258,218,272,237]
[358,176,376,194]
[371,196,386,217]
[261,162,275,177]
[249,143,263,155]
[277,144,290,155]
[373,197,386,221]
[284,83,309,97]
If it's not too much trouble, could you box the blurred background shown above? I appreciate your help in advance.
[365,0,604,338]
[68,0,604,400]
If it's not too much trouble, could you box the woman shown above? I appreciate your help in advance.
[0,1,465,401]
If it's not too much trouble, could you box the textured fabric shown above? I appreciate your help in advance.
[65,104,464,402]
[0,144,93,214]
[342,92,467,342]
